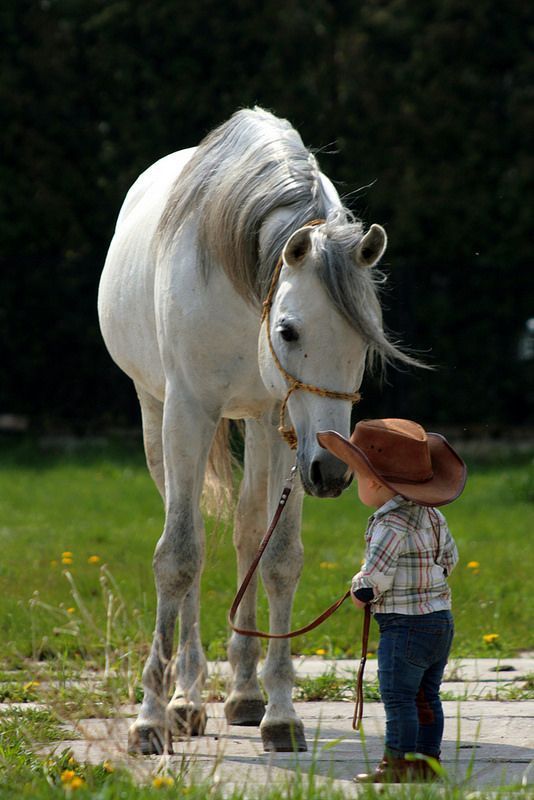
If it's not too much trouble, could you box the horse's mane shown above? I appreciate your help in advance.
[157,107,416,369]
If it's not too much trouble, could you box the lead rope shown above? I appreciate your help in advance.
[261,221,362,449]
[352,603,371,730]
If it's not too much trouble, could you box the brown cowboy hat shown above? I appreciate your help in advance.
[317,418,467,507]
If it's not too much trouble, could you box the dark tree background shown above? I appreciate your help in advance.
[1,0,532,432]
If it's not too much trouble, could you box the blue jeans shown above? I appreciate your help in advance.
[374,610,454,758]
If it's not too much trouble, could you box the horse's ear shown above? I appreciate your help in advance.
[283,227,312,268]
[354,224,387,268]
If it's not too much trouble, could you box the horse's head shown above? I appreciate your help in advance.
[259,219,389,498]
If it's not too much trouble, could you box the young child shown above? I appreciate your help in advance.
[317,418,467,783]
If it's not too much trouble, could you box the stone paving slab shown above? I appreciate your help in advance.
[207,656,534,683]
[38,700,534,793]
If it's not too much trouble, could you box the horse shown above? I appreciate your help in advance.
[98,107,413,755]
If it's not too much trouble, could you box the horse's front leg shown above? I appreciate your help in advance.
[128,390,216,755]
[260,432,307,752]
[224,419,269,726]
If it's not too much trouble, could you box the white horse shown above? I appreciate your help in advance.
[98,107,412,754]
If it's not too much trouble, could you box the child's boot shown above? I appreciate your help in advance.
[413,753,442,781]
[354,754,417,783]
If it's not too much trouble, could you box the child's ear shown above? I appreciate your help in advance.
[369,477,385,491]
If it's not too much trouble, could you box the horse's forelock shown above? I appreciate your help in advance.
[313,218,419,371]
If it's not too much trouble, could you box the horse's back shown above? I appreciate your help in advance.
[115,148,197,231]
[98,148,196,398]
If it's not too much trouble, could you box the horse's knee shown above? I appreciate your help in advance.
[261,543,304,591]
[153,537,201,596]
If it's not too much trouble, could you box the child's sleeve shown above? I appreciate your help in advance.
[440,522,459,577]
[352,522,404,598]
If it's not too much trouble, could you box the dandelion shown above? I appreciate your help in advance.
[102,760,114,773]
[467,561,480,569]
[319,561,338,569]
[62,551,73,558]
[315,648,327,656]
[60,770,76,783]
[69,776,84,790]
[67,756,77,766]
[62,557,73,565]
[88,555,101,565]
[67,607,75,615]
[153,776,175,789]
[483,633,499,644]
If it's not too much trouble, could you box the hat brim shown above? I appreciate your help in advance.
[317,430,466,506]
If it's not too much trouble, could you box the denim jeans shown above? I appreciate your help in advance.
[374,610,454,758]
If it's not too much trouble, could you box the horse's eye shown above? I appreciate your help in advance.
[277,323,299,343]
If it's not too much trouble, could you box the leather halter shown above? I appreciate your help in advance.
[261,220,362,449]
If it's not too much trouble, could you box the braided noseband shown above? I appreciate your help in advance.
[261,221,362,449]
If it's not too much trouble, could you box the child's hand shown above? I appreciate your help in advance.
[350,590,368,609]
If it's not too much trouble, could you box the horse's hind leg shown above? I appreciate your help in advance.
[225,419,268,726]
[128,387,215,755]
[136,385,165,500]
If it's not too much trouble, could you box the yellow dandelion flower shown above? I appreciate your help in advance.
[60,770,76,783]
[88,555,101,565]
[62,557,73,565]
[153,775,175,789]
[62,551,73,558]
[315,648,327,655]
[67,756,77,766]
[69,776,84,790]
[102,760,114,773]
[319,561,338,569]
[483,633,499,644]
[467,561,480,569]
[67,607,75,614]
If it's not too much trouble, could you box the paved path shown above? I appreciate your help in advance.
[26,657,534,794]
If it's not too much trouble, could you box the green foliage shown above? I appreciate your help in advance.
[0,436,532,670]
[0,1,532,426]
[294,669,381,702]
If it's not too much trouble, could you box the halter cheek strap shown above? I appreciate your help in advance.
[261,221,362,449]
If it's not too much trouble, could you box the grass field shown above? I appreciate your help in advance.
[1,433,532,669]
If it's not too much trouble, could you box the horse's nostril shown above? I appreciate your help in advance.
[310,460,323,487]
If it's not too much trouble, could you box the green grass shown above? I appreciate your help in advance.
[0,434,533,672]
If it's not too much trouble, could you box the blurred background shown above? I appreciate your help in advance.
[1,0,532,437]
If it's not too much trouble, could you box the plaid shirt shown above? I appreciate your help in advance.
[352,495,459,615]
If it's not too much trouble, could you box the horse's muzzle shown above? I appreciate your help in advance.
[300,452,353,498]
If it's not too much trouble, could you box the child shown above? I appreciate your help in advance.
[317,418,467,783]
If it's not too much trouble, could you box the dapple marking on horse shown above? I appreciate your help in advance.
[98,107,414,754]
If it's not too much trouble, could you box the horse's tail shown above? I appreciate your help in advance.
[203,419,241,521]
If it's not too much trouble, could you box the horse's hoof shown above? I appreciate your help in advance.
[167,703,207,737]
[128,723,173,756]
[260,720,307,752]
[224,697,266,726]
